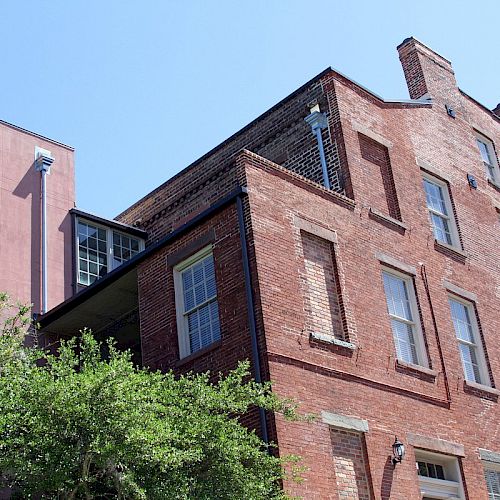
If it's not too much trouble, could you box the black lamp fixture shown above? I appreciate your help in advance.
[392,436,405,466]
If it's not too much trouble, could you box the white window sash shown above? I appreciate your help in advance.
[382,269,427,367]
[449,296,490,386]
[76,218,144,286]
[174,246,219,359]
[422,173,460,248]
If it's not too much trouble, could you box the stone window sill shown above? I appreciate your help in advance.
[464,380,500,398]
[175,340,222,368]
[434,240,467,263]
[396,359,438,380]
[310,331,356,350]
[368,208,407,233]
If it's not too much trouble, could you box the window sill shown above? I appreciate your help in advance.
[487,178,500,192]
[368,208,407,233]
[310,331,356,350]
[464,380,500,398]
[434,240,467,263]
[175,340,222,368]
[396,359,438,379]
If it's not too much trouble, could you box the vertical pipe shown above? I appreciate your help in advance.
[41,169,48,313]
[236,194,269,445]
[315,127,331,190]
[305,110,331,189]
[35,152,54,314]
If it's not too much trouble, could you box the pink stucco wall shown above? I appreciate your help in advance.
[0,120,75,313]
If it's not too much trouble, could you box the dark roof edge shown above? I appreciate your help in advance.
[328,66,432,106]
[459,89,500,124]
[71,208,148,239]
[116,68,332,220]
[0,119,74,151]
[117,66,431,221]
[39,187,247,328]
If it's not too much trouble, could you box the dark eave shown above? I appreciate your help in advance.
[118,66,431,221]
[39,187,247,330]
[71,208,148,239]
[116,68,332,220]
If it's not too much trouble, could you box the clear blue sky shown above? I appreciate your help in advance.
[1,0,498,219]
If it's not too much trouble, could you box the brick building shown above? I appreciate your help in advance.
[37,38,500,498]
[0,120,75,313]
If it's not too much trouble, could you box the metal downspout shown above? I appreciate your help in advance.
[35,152,54,314]
[236,193,269,445]
[305,109,331,190]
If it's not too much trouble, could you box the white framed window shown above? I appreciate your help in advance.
[174,246,221,359]
[77,218,144,286]
[382,269,427,367]
[422,173,460,248]
[476,134,499,184]
[449,296,490,386]
[484,461,500,500]
[415,450,465,500]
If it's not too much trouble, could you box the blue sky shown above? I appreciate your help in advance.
[1,0,498,219]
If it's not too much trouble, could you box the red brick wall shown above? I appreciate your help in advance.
[240,126,498,497]
[126,39,500,499]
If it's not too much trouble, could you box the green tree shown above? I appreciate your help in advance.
[0,295,300,499]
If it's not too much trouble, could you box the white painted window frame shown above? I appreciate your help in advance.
[448,294,490,387]
[76,217,145,286]
[476,133,500,184]
[415,449,465,500]
[422,172,461,249]
[483,460,500,500]
[381,267,428,368]
[173,245,219,359]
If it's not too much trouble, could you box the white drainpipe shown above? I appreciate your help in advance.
[35,149,54,314]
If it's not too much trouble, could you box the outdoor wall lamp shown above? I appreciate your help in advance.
[392,436,405,466]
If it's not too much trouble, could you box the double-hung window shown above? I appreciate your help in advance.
[476,134,499,184]
[449,296,489,386]
[422,174,460,248]
[382,269,426,366]
[484,463,500,500]
[77,219,143,286]
[174,247,221,359]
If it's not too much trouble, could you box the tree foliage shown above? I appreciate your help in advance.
[0,295,300,499]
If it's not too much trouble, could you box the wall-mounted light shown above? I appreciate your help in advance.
[467,173,478,189]
[392,436,405,466]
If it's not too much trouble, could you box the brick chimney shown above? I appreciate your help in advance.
[397,37,458,103]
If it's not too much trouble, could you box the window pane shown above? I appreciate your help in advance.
[424,179,447,215]
[477,139,492,165]
[383,274,412,321]
[450,300,475,343]
[77,221,108,286]
[418,462,428,477]
[485,469,500,498]
[391,319,418,364]
[430,213,452,245]
[459,344,481,383]
[180,252,220,355]
[111,231,142,268]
